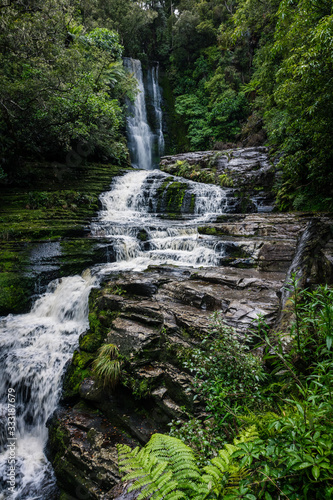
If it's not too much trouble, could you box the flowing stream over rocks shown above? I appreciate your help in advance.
[1,156,332,498]
[1,78,332,500]
[0,165,266,498]
[0,273,96,499]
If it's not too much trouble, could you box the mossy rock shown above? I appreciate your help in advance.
[0,273,34,315]
[62,360,91,400]
[79,312,108,353]
[137,229,149,242]
[0,163,130,314]
[198,226,225,237]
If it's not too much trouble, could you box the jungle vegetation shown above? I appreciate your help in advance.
[0,0,332,210]
[118,278,333,499]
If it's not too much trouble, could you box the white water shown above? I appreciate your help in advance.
[0,165,233,496]
[0,168,232,496]
[124,58,155,169]
[147,65,164,158]
[91,170,229,273]
[124,58,164,169]
[0,272,96,499]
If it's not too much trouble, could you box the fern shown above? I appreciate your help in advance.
[146,433,202,492]
[118,432,254,499]
[118,435,199,499]
[233,425,259,445]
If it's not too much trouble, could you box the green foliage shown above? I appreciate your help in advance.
[185,313,264,439]
[166,278,333,498]
[81,28,123,59]
[175,90,248,150]
[118,434,201,499]
[164,0,332,207]
[92,343,121,389]
[27,191,94,210]
[107,285,126,296]
[240,0,333,208]
[0,0,135,174]
[218,173,234,187]
[118,430,255,499]
[164,160,216,184]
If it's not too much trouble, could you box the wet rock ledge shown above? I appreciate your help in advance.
[47,214,333,499]
[160,147,277,212]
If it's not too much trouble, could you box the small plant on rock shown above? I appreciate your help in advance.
[92,343,121,389]
[218,173,234,187]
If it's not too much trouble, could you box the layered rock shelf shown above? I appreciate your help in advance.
[160,147,276,213]
[48,207,333,499]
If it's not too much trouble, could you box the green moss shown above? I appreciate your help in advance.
[165,181,187,213]
[73,350,95,369]
[48,419,71,470]
[79,294,114,352]
[122,372,153,400]
[60,238,98,276]
[0,273,34,315]
[79,318,106,353]
[62,356,91,399]
[156,178,173,212]
[190,193,196,213]
[0,162,130,314]
[198,226,225,236]
[138,229,148,242]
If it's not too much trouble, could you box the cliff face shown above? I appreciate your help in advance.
[46,148,333,499]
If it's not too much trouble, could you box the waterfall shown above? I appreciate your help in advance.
[147,64,164,158]
[0,272,96,499]
[0,169,231,498]
[91,170,229,272]
[124,58,164,169]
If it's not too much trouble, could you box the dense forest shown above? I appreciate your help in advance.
[1,2,333,500]
[0,0,333,210]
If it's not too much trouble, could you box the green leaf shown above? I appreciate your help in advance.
[312,465,320,480]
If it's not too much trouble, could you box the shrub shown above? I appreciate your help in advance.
[92,343,121,389]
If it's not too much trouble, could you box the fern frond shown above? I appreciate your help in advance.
[140,474,182,500]
[240,412,281,438]
[225,466,249,489]
[118,435,198,499]
[146,433,202,490]
[233,425,259,445]
[192,483,213,500]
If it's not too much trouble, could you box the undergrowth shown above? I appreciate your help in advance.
[118,275,333,499]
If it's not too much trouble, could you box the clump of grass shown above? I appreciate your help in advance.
[92,343,121,389]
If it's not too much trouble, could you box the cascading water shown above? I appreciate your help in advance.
[0,168,232,498]
[147,64,164,158]
[0,272,96,499]
[124,58,164,169]
[91,170,230,272]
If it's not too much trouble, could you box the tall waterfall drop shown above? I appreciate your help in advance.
[147,65,165,159]
[124,58,164,169]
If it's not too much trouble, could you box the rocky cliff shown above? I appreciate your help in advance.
[48,222,333,498]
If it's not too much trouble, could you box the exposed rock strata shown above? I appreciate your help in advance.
[48,210,333,498]
[160,147,276,212]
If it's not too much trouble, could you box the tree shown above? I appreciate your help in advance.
[0,0,135,176]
